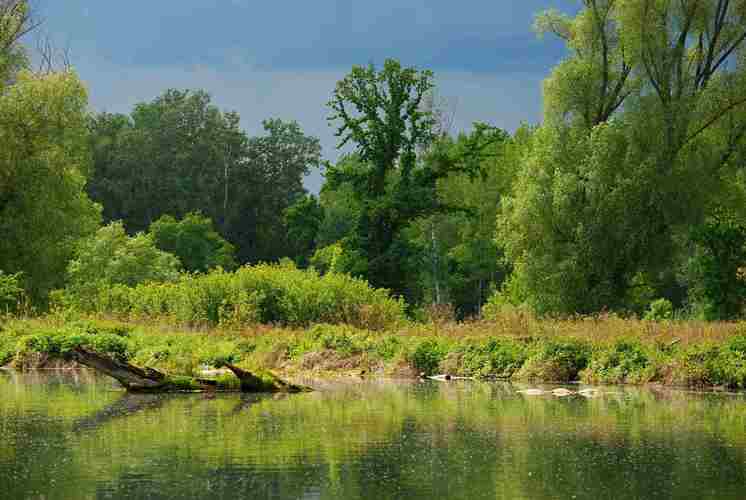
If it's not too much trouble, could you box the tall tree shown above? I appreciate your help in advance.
[88,92,321,264]
[283,195,324,267]
[327,59,482,298]
[87,90,246,234]
[233,119,321,263]
[498,0,746,315]
[0,0,35,83]
[0,71,101,300]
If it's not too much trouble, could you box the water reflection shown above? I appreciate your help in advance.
[1,373,745,499]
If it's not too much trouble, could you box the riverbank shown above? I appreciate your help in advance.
[1,314,745,389]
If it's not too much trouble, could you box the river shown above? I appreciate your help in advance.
[1,370,745,499]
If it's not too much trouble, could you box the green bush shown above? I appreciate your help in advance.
[670,342,721,387]
[65,222,181,304]
[457,338,528,378]
[582,338,654,384]
[712,335,746,388]
[149,213,237,273]
[517,339,590,381]
[310,324,359,354]
[644,298,674,321]
[0,271,24,313]
[372,335,402,361]
[409,339,450,375]
[66,262,406,329]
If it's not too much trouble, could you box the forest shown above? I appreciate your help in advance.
[1,0,746,327]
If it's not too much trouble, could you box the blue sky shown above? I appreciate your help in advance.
[35,1,574,191]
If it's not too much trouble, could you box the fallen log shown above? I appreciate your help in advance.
[67,346,310,393]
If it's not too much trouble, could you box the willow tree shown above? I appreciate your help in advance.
[0,71,101,301]
[327,59,483,298]
[499,0,746,315]
[0,1,35,83]
[0,2,101,301]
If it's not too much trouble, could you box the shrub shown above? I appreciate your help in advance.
[517,339,590,382]
[668,342,721,387]
[0,271,24,313]
[644,298,674,321]
[149,213,237,273]
[712,334,746,388]
[69,262,406,329]
[65,222,181,305]
[372,335,402,361]
[408,339,450,375]
[310,324,359,354]
[457,338,528,378]
[582,338,654,384]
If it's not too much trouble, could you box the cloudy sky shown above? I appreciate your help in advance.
[34,1,574,191]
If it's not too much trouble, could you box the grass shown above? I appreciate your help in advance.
[1,310,746,389]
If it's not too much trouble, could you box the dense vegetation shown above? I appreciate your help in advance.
[3,316,746,388]
[1,0,746,349]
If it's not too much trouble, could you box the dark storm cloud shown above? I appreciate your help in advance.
[36,0,570,73]
[33,0,577,191]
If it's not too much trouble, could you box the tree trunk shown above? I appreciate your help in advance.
[67,347,309,393]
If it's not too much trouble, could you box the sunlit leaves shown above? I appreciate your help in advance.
[0,71,100,300]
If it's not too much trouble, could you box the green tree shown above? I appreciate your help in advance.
[88,97,321,265]
[0,1,33,83]
[327,59,483,298]
[437,128,521,316]
[87,90,247,234]
[689,210,746,320]
[0,70,101,301]
[65,222,180,302]
[149,213,237,273]
[283,195,324,267]
[234,119,322,263]
[497,1,746,315]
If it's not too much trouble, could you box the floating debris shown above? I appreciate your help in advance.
[551,388,575,397]
[420,373,474,382]
[516,389,546,396]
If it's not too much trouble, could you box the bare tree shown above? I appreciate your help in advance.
[35,33,71,74]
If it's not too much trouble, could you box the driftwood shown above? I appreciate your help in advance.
[68,346,310,393]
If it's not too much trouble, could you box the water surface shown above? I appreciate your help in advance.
[1,370,745,499]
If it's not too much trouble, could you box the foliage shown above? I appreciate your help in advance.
[0,270,23,312]
[689,211,746,320]
[240,119,322,263]
[86,90,246,234]
[0,70,101,301]
[283,195,324,267]
[455,338,528,378]
[644,298,674,322]
[87,92,321,265]
[0,0,32,83]
[408,339,451,375]
[517,339,591,381]
[64,222,181,303]
[582,338,655,384]
[326,59,487,300]
[410,127,522,316]
[149,212,237,273]
[64,262,407,330]
[309,243,345,274]
[498,1,746,316]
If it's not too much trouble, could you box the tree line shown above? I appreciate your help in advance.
[1,0,745,320]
